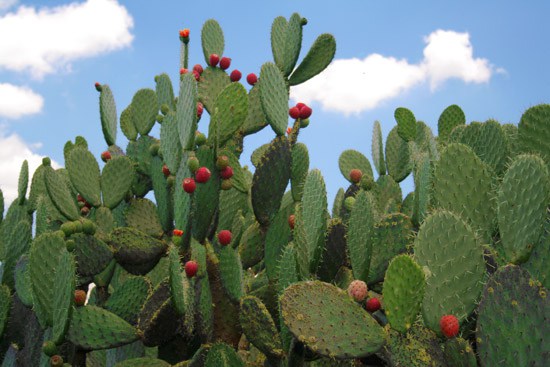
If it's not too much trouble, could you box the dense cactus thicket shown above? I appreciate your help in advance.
[0,13,549,367]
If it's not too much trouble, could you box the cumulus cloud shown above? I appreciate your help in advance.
[0,0,17,12]
[291,30,497,115]
[0,83,44,118]
[0,131,60,207]
[0,0,134,79]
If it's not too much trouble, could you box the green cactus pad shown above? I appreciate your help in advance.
[242,84,268,135]
[124,198,164,238]
[150,156,173,233]
[383,324,447,367]
[238,222,265,269]
[251,136,291,226]
[198,68,230,120]
[105,275,152,325]
[385,126,411,183]
[160,112,182,174]
[44,167,79,221]
[0,284,10,338]
[438,104,465,142]
[289,33,336,86]
[131,88,158,136]
[101,156,134,209]
[281,281,386,359]
[280,13,303,76]
[264,197,294,281]
[442,338,477,367]
[67,305,139,350]
[291,142,310,202]
[115,358,170,367]
[259,62,289,136]
[395,107,417,142]
[218,246,243,303]
[277,242,299,295]
[177,73,200,150]
[201,19,225,65]
[66,147,101,207]
[29,232,67,327]
[368,213,413,284]
[120,105,138,141]
[99,84,118,146]
[372,120,386,176]
[204,343,244,367]
[191,146,220,242]
[502,122,520,157]
[109,227,167,274]
[219,149,248,193]
[338,149,374,183]
[477,265,548,366]
[126,135,155,175]
[1,219,31,289]
[218,185,249,233]
[72,233,113,277]
[155,73,175,111]
[14,255,33,307]
[174,154,192,231]
[240,296,284,359]
[316,218,347,283]
[270,16,288,73]
[293,169,328,276]
[52,250,76,344]
[210,82,248,146]
[16,160,28,205]
[168,245,186,316]
[497,154,549,264]
[412,153,431,227]
[432,143,496,243]
[63,135,88,165]
[414,210,485,332]
[383,254,425,333]
[524,217,550,289]
[518,104,550,170]
[332,188,345,218]
[347,190,375,282]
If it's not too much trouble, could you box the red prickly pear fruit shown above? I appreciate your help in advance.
[220,166,233,180]
[288,214,295,229]
[230,69,242,82]
[365,297,381,312]
[42,341,58,357]
[50,355,64,367]
[299,105,312,119]
[219,57,231,70]
[289,106,300,119]
[197,102,204,118]
[162,164,171,177]
[74,290,87,306]
[218,230,232,246]
[185,261,198,277]
[347,280,368,302]
[94,82,102,92]
[296,102,306,110]
[350,169,362,184]
[101,151,111,162]
[180,68,188,75]
[195,167,211,183]
[209,54,220,67]
[286,127,292,135]
[193,64,203,75]
[193,70,201,81]
[77,194,85,203]
[246,73,258,86]
[183,178,196,193]
[179,29,190,38]
[221,179,232,190]
[187,156,200,173]
[440,315,459,338]
[173,229,184,237]
[216,155,230,170]
[80,206,90,216]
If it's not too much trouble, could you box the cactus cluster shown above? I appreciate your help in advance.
[0,12,549,367]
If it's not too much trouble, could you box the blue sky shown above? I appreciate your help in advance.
[0,0,549,207]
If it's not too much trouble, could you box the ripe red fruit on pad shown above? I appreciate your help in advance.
[195,167,211,183]
[220,57,231,70]
[347,280,368,302]
[185,261,198,277]
[440,315,460,338]
[247,73,258,86]
[183,178,196,193]
[193,64,203,75]
[192,70,201,81]
[230,69,242,82]
[365,297,381,312]
[220,166,233,179]
[295,102,306,110]
[350,169,362,183]
[197,102,204,117]
[218,230,232,246]
[101,151,111,162]
[50,355,64,367]
[179,29,189,38]
[74,290,87,306]
[209,53,220,67]
[162,164,170,177]
[289,106,300,119]
[288,214,295,229]
[173,229,184,237]
[299,105,312,119]
[94,82,102,92]
[180,68,188,75]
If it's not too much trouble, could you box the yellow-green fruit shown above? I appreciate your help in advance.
[42,341,58,357]
[221,179,233,190]
[344,196,356,210]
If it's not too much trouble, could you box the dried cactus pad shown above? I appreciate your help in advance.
[280,280,386,359]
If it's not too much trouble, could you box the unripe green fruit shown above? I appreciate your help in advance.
[60,222,74,237]
[160,104,170,115]
[166,176,175,187]
[187,156,200,173]
[149,143,160,156]
[195,132,206,146]
[42,341,58,357]
[66,240,76,252]
[173,236,182,246]
[221,179,233,190]
[82,219,96,235]
[300,118,310,128]
[344,196,356,210]
[216,155,230,170]
[73,221,83,234]
[360,176,375,191]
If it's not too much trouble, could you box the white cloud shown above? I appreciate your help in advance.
[0,0,134,79]
[0,83,44,118]
[0,131,60,207]
[291,30,498,115]
[0,0,17,12]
